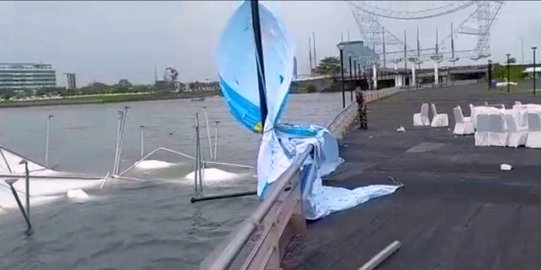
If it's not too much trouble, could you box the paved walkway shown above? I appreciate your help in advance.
[283,83,541,270]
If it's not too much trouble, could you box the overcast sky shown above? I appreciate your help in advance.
[0,1,540,86]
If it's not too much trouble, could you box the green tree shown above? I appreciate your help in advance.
[1,89,16,100]
[316,57,340,75]
[117,79,132,88]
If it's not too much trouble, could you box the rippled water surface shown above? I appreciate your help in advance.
[0,93,346,270]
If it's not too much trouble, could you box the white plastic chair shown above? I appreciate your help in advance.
[505,114,528,148]
[453,107,474,135]
[488,114,507,147]
[525,112,541,148]
[430,103,449,127]
[413,103,430,126]
[475,114,491,146]
[457,105,471,122]
[470,104,477,129]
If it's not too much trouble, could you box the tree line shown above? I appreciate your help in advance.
[1,79,221,101]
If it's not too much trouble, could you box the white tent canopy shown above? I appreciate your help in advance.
[523,67,541,73]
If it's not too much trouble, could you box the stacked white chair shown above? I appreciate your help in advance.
[488,114,507,147]
[453,106,474,135]
[505,114,528,148]
[413,103,430,126]
[525,112,541,148]
[430,103,449,127]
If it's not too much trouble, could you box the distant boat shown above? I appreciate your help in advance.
[190,97,205,102]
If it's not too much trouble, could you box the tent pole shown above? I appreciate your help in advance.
[250,0,268,130]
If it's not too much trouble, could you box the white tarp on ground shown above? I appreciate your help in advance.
[257,125,401,220]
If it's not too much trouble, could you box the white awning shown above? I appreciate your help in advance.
[523,67,541,73]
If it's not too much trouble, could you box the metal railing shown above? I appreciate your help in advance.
[327,101,358,140]
[200,85,411,270]
[200,144,313,270]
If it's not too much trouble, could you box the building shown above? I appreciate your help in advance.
[0,63,56,91]
[523,67,541,80]
[64,73,77,90]
[336,41,379,72]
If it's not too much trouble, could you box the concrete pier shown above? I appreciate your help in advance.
[283,82,541,270]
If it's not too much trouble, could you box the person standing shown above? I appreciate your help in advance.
[356,87,367,130]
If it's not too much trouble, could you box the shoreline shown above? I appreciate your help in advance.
[0,90,220,108]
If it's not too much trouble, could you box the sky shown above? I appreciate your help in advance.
[0,1,540,87]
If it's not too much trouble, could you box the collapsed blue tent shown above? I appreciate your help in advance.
[216,1,401,219]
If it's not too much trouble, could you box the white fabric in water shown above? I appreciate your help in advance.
[257,125,400,220]
[0,147,46,174]
[413,103,430,126]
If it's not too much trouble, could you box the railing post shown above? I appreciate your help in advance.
[139,125,145,158]
[5,178,32,234]
[194,113,201,196]
[45,114,53,167]
[214,121,220,160]
[20,160,30,217]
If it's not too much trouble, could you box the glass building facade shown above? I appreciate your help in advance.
[0,63,57,91]
[337,41,379,72]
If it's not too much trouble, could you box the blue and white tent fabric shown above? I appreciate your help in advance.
[217,1,401,220]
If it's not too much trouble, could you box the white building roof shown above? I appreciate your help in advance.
[523,67,541,73]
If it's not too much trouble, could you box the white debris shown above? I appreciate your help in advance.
[135,160,174,170]
[396,126,406,133]
[185,168,240,182]
[67,189,89,201]
[500,164,513,171]
[496,81,518,87]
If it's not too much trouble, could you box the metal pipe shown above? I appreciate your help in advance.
[45,114,53,167]
[404,30,407,70]
[115,106,129,175]
[139,125,145,158]
[354,59,357,82]
[203,144,313,270]
[213,121,220,160]
[194,113,200,195]
[308,36,313,74]
[0,148,12,173]
[487,60,492,90]
[358,241,401,270]
[533,46,537,96]
[506,53,511,94]
[112,110,123,175]
[340,48,345,108]
[5,179,32,233]
[312,32,317,67]
[250,0,268,130]
[19,160,30,217]
[191,191,257,203]
[205,160,252,169]
[349,54,353,101]
[202,107,213,160]
[0,174,103,180]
